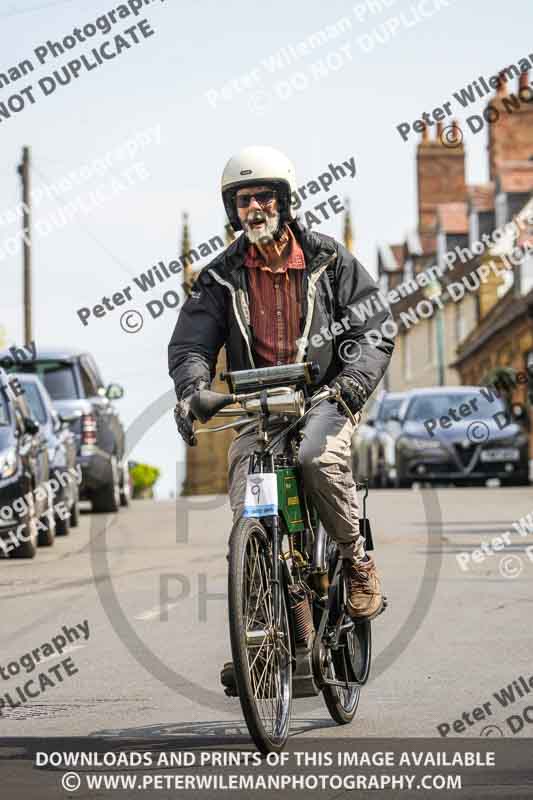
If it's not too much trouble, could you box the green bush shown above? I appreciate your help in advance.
[130,463,160,499]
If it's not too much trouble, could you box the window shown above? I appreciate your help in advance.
[14,360,79,400]
[407,392,506,421]
[19,382,47,424]
[379,396,403,422]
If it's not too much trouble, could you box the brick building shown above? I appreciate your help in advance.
[381,69,533,396]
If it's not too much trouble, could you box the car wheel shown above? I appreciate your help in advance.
[70,493,80,527]
[55,507,71,536]
[92,456,120,514]
[38,507,56,546]
[11,499,38,559]
[119,464,131,507]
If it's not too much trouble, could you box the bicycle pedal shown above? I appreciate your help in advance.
[220,662,238,697]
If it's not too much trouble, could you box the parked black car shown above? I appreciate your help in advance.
[2,349,128,513]
[0,370,54,558]
[352,391,407,487]
[15,373,80,535]
[394,387,530,488]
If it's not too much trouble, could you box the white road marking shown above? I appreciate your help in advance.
[134,603,181,621]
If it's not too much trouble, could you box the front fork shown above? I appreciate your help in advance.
[248,449,282,628]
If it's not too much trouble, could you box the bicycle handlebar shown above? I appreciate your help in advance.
[191,384,345,435]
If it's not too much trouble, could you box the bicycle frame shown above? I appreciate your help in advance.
[195,381,369,695]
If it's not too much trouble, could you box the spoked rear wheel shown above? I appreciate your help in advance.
[322,542,372,724]
[228,516,292,754]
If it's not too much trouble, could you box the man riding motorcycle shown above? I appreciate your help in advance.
[168,145,395,622]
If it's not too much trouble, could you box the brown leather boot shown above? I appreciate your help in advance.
[344,556,384,620]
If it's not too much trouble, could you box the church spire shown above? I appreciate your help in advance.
[343,198,354,254]
[181,212,195,296]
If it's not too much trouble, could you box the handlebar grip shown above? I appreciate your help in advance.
[189,390,235,423]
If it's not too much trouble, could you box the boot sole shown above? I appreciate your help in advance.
[346,594,388,622]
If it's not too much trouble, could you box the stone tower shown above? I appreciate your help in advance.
[181,215,235,495]
[343,197,354,254]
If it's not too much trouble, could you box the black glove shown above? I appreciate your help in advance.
[329,375,366,418]
[174,380,209,447]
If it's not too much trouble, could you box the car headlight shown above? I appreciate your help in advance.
[398,437,444,452]
[0,447,17,478]
[490,435,527,448]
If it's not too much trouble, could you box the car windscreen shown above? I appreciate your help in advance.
[15,361,78,401]
[379,397,403,422]
[18,381,48,424]
[407,391,507,420]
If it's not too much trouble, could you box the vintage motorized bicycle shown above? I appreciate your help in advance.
[190,362,385,754]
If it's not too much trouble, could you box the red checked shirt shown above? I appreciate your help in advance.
[244,226,305,367]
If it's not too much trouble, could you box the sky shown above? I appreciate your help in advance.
[0,0,531,497]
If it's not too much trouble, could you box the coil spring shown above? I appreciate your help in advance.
[288,586,314,644]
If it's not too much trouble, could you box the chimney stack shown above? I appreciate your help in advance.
[488,69,533,178]
[416,119,466,234]
[497,70,508,96]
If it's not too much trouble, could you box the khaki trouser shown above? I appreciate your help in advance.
[227,399,365,562]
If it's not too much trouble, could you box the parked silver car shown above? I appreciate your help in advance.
[352,391,407,487]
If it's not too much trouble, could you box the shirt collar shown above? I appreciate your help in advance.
[244,224,305,272]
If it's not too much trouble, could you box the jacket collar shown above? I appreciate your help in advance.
[224,218,336,275]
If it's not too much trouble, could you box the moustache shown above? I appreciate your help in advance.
[246,212,267,224]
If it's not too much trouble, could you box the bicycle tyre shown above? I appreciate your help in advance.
[228,515,292,754]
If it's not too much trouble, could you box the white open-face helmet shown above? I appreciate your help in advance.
[221,145,297,233]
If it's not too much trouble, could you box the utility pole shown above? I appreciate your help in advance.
[17,146,31,346]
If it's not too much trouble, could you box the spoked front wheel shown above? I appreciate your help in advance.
[228,516,292,754]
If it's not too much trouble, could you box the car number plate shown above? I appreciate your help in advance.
[480,448,519,462]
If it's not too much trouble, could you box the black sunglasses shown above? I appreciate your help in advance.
[236,190,277,208]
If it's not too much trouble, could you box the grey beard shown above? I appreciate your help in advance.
[244,211,280,245]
